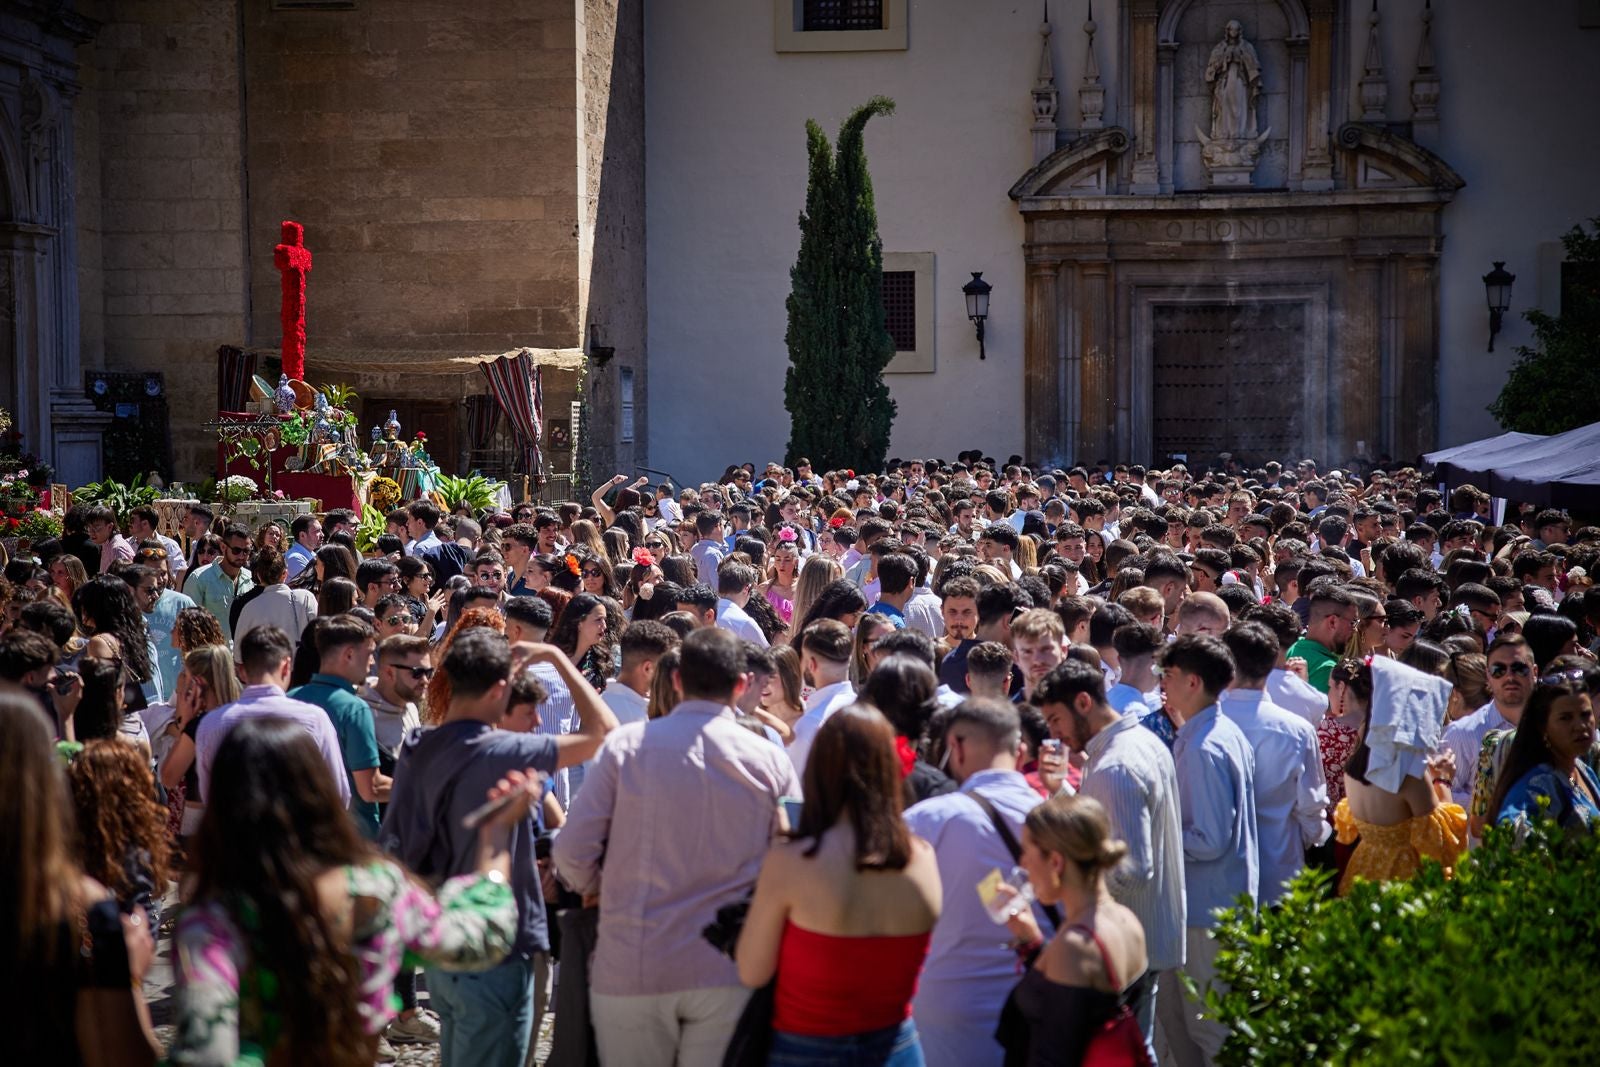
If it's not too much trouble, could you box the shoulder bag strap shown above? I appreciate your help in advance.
[1068,923,1121,989]
[966,790,1062,931]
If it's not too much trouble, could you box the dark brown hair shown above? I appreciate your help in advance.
[67,739,171,910]
[796,705,913,871]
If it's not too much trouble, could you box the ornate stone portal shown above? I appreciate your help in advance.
[1011,0,1460,470]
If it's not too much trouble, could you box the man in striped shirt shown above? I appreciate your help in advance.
[1035,659,1185,1060]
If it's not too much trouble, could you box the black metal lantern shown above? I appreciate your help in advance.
[962,272,992,360]
[1482,261,1515,352]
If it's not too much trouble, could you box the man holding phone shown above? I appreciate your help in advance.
[382,632,618,1067]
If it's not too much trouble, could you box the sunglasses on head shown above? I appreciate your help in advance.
[1538,668,1590,687]
[1489,661,1532,679]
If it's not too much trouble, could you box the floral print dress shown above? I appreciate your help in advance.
[166,860,514,1066]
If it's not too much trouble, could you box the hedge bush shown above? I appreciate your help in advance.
[1207,820,1600,1065]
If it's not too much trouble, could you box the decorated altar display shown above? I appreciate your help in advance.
[0,406,63,549]
[211,219,462,515]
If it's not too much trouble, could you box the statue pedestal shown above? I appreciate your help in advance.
[1198,127,1270,189]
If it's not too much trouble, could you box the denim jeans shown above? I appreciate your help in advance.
[428,956,535,1067]
[768,1019,924,1067]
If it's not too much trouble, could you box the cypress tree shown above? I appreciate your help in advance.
[784,97,897,472]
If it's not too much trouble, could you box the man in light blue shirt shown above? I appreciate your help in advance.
[131,563,193,703]
[689,511,727,586]
[1157,634,1259,1067]
[1035,660,1182,1060]
[284,513,323,580]
[906,699,1047,1067]
[713,561,769,648]
[187,524,254,642]
[1219,624,1329,906]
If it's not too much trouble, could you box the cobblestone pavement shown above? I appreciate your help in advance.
[146,917,555,1066]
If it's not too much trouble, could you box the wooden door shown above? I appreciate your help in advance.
[1151,302,1305,467]
[361,398,460,473]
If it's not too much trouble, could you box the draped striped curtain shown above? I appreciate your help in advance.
[478,354,545,484]
[464,394,500,451]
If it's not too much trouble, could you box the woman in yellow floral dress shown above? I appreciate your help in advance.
[1332,658,1469,896]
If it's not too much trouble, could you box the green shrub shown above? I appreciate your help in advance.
[1207,821,1600,1066]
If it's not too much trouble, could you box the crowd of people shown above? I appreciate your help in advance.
[3,452,1598,1067]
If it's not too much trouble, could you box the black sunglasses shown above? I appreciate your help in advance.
[395,665,435,681]
[383,615,411,627]
[1488,662,1532,679]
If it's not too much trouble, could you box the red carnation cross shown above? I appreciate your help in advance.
[273,220,312,381]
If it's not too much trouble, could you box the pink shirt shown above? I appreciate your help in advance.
[552,700,800,995]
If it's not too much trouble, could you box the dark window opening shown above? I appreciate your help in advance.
[803,0,885,31]
[881,270,916,351]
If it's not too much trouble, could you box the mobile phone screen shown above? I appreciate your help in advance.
[779,796,803,830]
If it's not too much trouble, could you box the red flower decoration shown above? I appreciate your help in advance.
[632,547,654,566]
[415,432,427,440]
[564,553,582,577]
[828,516,846,529]
[894,736,917,780]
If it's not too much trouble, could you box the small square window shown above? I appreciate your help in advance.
[775,0,907,52]
[882,253,935,374]
[803,0,883,31]
[881,271,917,352]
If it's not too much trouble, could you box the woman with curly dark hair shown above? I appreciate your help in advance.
[68,739,171,924]
[167,717,529,1067]
[549,591,614,692]
[73,574,155,713]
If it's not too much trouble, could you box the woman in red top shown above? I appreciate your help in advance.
[737,704,942,1065]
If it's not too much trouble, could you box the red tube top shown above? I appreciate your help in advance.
[771,921,932,1036]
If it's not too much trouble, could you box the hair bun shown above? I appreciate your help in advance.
[1096,838,1129,871]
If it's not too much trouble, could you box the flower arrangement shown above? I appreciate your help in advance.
[564,552,582,577]
[368,476,402,513]
[15,509,63,542]
[219,475,258,504]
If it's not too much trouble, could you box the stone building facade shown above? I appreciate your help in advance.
[3,0,643,483]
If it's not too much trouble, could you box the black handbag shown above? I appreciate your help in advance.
[721,980,775,1067]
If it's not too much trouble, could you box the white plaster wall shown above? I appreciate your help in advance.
[646,0,1081,484]
[646,0,1600,485]
[1342,0,1600,450]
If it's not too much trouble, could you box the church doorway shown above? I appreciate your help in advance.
[1150,301,1307,466]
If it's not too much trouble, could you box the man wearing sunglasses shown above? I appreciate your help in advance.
[1439,633,1535,808]
[362,634,431,786]
[188,524,255,642]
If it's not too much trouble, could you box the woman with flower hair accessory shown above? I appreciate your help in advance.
[762,528,802,628]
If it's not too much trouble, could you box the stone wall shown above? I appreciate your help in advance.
[577,0,647,480]
[76,0,249,479]
[240,0,582,367]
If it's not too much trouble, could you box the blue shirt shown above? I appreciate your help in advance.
[144,588,196,703]
[1139,705,1179,750]
[905,769,1046,1067]
[290,673,381,837]
[865,600,907,628]
[1171,704,1259,927]
[1498,761,1600,833]
[1107,682,1153,719]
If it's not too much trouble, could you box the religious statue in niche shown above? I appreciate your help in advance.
[1196,19,1271,187]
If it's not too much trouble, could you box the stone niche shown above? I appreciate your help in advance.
[1010,0,1463,470]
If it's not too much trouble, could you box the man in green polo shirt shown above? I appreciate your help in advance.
[291,614,387,837]
[1286,584,1359,694]
[188,523,255,642]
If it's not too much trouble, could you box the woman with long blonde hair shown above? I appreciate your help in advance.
[568,518,608,560]
[48,553,89,611]
[789,554,844,644]
[159,644,243,843]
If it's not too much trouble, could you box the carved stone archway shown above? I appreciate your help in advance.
[1012,0,1461,469]
[1011,123,1462,468]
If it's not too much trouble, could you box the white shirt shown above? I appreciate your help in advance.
[234,583,318,646]
[1441,701,1516,807]
[1218,689,1330,905]
[903,586,945,640]
[788,680,856,780]
[1266,668,1328,727]
[715,597,769,648]
[602,681,650,726]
